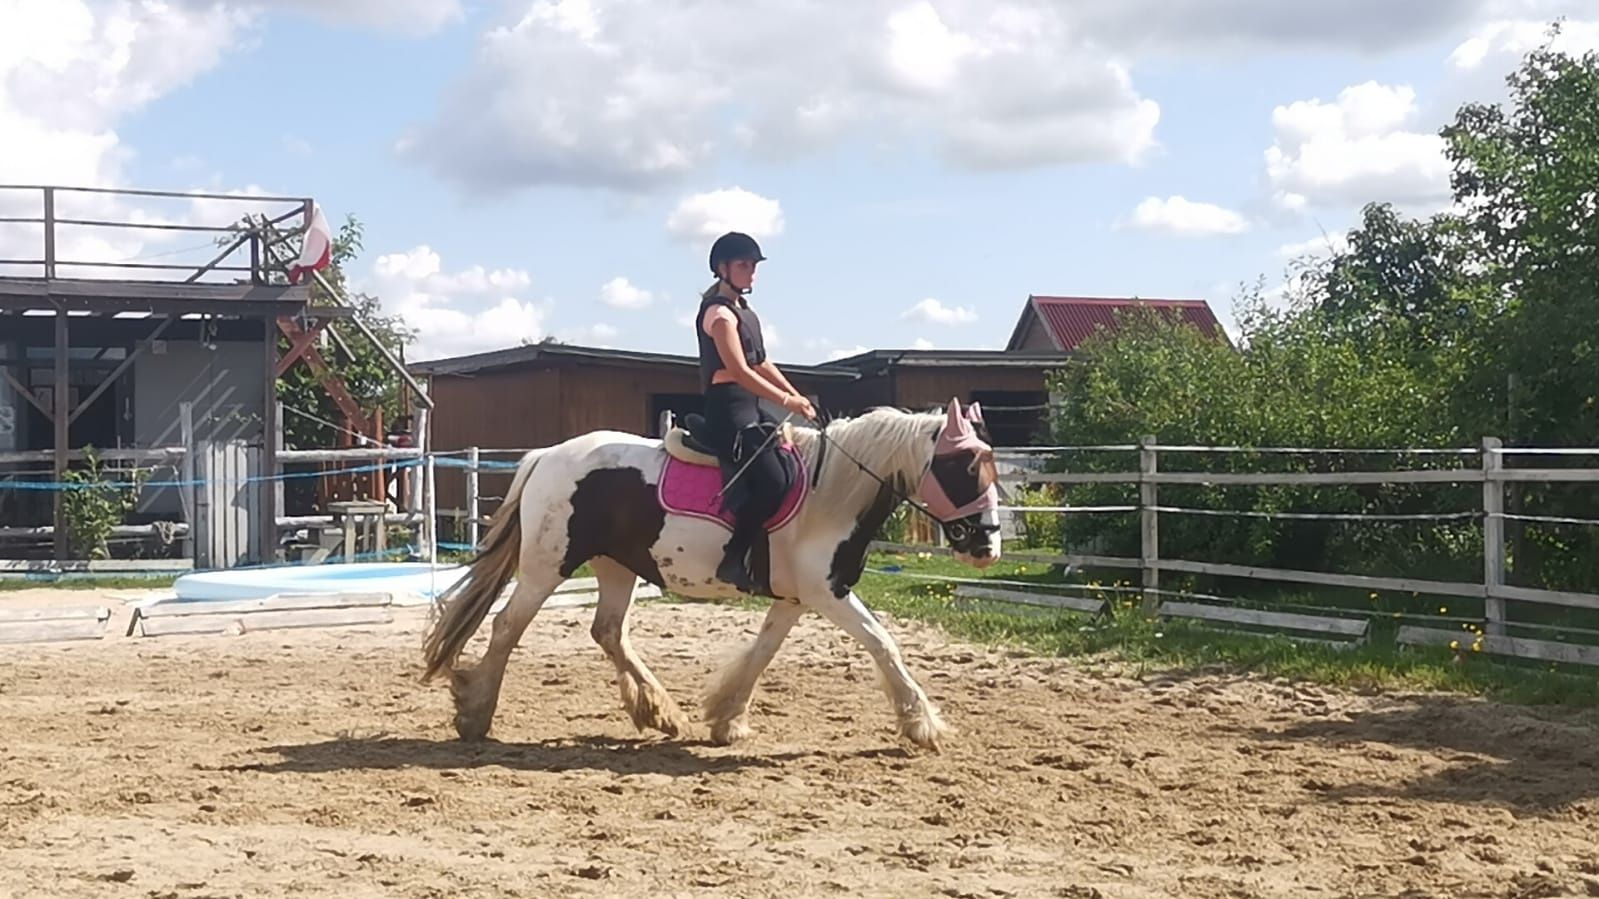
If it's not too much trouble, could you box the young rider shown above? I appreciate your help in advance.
[695,231,816,592]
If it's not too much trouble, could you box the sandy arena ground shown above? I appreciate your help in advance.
[2,587,1598,898]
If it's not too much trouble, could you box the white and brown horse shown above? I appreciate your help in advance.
[421,398,1001,750]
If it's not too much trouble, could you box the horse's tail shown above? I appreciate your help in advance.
[421,447,547,681]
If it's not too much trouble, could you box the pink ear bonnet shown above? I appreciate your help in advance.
[917,399,999,521]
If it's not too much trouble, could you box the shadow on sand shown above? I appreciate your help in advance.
[1241,694,1599,813]
[215,732,828,778]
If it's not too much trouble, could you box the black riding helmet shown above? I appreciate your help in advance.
[708,231,767,275]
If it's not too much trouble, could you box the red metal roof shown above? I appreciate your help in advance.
[1013,295,1225,351]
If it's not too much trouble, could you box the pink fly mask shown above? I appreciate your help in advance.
[917,399,1000,521]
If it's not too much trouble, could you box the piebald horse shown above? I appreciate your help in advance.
[421,398,1001,750]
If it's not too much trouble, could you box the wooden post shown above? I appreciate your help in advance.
[1139,435,1159,615]
[52,306,68,561]
[466,446,481,550]
[179,402,196,564]
[1482,436,1506,635]
[42,187,56,279]
[260,317,278,566]
[418,390,436,563]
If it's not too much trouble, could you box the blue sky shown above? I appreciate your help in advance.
[5,1,1599,362]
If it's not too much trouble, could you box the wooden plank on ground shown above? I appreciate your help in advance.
[144,592,393,619]
[0,605,108,623]
[1159,600,1369,638]
[0,608,109,645]
[954,585,1106,615]
[135,606,394,638]
[1397,625,1599,667]
[128,592,394,636]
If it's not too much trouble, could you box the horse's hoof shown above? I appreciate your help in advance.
[709,717,751,746]
[454,714,492,741]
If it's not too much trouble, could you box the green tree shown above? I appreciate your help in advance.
[1442,27,1599,447]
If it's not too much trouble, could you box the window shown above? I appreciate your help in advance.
[647,393,704,437]
[968,389,1049,447]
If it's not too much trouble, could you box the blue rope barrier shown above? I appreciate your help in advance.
[0,458,422,492]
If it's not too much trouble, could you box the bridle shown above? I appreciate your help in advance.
[715,407,1000,540]
[810,414,1000,540]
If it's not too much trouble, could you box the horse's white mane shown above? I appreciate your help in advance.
[788,407,941,515]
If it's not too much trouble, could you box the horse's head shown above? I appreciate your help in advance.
[917,398,1002,569]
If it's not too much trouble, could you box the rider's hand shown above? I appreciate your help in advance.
[783,393,817,421]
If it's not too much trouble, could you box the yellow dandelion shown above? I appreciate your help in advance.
[1368,592,1379,600]
[1450,640,1460,650]
[1439,606,1449,614]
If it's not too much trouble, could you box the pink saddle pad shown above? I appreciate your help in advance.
[658,445,807,533]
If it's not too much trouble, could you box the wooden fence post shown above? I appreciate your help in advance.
[1140,435,1159,615]
[1482,436,1506,635]
[466,446,480,550]
[179,402,195,564]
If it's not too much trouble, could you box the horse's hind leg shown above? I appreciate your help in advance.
[452,569,565,740]
[703,598,804,745]
[589,556,692,738]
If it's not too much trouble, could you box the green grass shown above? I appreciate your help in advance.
[0,575,180,592]
[841,551,1599,709]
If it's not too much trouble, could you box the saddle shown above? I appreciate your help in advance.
[658,413,807,534]
[664,413,794,466]
[662,413,721,466]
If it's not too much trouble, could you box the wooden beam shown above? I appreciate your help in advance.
[1,366,51,422]
[261,315,279,566]
[1158,600,1370,638]
[274,316,330,378]
[1397,625,1599,667]
[67,316,175,426]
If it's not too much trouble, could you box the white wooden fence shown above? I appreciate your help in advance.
[872,436,1599,668]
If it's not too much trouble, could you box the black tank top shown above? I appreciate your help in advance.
[696,292,767,391]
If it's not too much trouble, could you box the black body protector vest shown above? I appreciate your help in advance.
[696,293,768,392]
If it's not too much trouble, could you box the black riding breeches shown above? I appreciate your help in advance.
[703,382,786,524]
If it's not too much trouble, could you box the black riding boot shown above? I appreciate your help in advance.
[715,514,763,594]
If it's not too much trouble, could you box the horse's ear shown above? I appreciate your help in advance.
[965,402,983,424]
[943,397,969,436]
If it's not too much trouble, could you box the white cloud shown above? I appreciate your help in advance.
[256,0,463,34]
[368,245,545,360]
[1264,81,1453,212]
[0,1,254,274]
[598,276,653,309]
[901,298,977,326]
[558,322,620,346]
[666,188,785,244]
[1124,195,1250,236]
[1077,0,1510,55]
[912,337,936,350]
[399,0,1161,192]
[827,345,871,361]
[1276,233,1351,260]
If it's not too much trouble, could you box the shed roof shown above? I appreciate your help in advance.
[409,341,859,379]
[822,348,1071,374]
[1006,295,1225,352]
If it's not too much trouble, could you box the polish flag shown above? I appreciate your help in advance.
[288,201,333,285]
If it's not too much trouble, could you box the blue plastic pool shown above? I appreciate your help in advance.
[172,562,469,605]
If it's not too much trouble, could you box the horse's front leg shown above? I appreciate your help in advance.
[703,597,805,745]
[798,587,948,751]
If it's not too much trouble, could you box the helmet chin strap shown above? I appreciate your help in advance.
[718,272,753,297]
